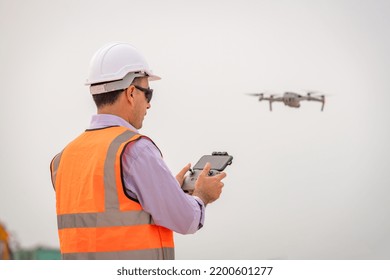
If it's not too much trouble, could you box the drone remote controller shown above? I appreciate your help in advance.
[182,152,233,194]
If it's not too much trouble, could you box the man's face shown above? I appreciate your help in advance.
[131,77,151,129]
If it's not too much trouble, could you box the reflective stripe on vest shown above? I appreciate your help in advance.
[50,126,174,260]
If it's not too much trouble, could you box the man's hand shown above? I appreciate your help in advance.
[192,162,227,205]
[176,163,191,187]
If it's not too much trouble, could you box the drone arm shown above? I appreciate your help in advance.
[321,96,325,111]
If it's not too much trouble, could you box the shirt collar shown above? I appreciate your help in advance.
[89,114,139,133]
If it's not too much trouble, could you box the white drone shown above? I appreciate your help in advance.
[247,91,326,111]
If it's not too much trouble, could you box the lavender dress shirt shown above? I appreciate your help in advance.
[89,114,205,234]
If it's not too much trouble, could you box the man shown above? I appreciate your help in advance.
[50,42,226,260]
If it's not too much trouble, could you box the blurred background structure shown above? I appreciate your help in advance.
[1,221,60,260]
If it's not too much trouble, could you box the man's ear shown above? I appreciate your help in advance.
[125,86,135,103]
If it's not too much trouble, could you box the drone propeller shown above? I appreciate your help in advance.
[246,93,264,96]
[306,91,326,99]
[246,93,265,102]
[305,91,326,99]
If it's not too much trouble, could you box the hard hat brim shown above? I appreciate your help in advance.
[147,74,161,81]
[89,71,161,95]
[145,71,161,81]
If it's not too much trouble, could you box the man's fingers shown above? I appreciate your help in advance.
[178,163,191,177]
[176,163,191,185]
[200,162,211,177]
[216,171,227,180]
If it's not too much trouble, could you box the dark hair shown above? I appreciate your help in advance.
[91,77,143,108]
[92,89,124,108]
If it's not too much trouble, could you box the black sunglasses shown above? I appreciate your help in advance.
[133,85,153,103]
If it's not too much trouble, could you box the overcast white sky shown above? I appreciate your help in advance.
[1,0,390,259]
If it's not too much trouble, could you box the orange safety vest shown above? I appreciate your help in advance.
[50,126,174,259]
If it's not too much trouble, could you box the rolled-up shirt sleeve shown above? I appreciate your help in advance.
[121,138,205,234]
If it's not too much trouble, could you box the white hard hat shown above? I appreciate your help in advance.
[85,42,161,95]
